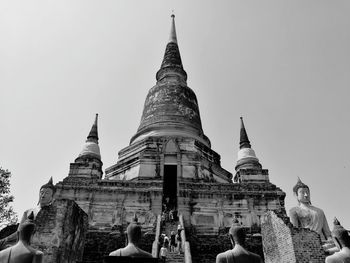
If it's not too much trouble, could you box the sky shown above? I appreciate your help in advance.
[1,1,350,230]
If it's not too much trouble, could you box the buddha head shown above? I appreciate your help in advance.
[18,211,36,243]
[331,217,350,249]
[293,177,311,205]
[229,218,245,247]
[38,177,55,207]
[126,223,142,245]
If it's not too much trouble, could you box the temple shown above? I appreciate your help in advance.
[55,15,286,263]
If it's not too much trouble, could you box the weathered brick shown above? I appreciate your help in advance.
[31,199,88,263]
[262,210,326,263]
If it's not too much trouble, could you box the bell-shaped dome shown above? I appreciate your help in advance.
[78,114,101,160]
[235,117,262,170]
[79,141,101,159]
[130,15,210,147]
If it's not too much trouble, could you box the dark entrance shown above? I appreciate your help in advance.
[163,165,177,211]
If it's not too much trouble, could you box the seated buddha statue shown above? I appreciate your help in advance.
[109,222,153,258]
[289,178,331,241]
[216,219,263,263]
[0,177,56,250]
[0,211,43,263]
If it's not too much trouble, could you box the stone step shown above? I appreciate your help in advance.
[195,226,219,236]
[160,221,179,241]
[160,221,184,263]
[166,255,184,263]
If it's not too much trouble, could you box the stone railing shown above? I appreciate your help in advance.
[179,214,192,263]
[152,214,161,257]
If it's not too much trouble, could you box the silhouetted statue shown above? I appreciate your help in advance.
[109,222,153,258]
[216,220,263,263]
[0,212,43,263]
[0,177,56,250]
[325,218,350,263]
[289,177,332,241]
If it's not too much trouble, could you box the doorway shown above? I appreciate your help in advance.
[163,165,177,211]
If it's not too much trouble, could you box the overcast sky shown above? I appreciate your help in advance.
[1,0,350,230]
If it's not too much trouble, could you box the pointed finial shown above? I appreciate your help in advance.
[239,117,251,149]
[87,114,99,143]
[334,217,341,226]
[132,213,138,223]
[94,113,98,125]
[169,13,177,44]
[156,13,186,82]
[331,217,350,247]
[28,211,35,221]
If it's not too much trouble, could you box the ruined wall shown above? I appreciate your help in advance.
[56,180,163,230]
[261,210,326,263]
[179,181,285,232]
[261,210,296,263]
[32,199,88,263]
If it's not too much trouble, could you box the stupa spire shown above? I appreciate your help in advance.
[156,14,187,82]
[235,117,262,171]
[87,114,99,143]
[69,114,103,179]
[130,14,210,148]
[239,117,251,149]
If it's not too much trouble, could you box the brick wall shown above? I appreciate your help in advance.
[261,210,326,263]
[261,210,296,263]
[32,199,88,263]
[291,228,325,263]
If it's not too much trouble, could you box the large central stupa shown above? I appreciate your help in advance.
[56,15,285,263]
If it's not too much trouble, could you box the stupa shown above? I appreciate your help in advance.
[55,15,285,263]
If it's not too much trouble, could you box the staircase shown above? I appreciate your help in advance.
[160,221,184,263]
[167,250,184,263]
[162,221,178,237]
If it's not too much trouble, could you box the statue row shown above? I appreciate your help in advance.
[2,212,347,263]
[215,216,350,263]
